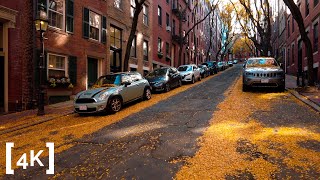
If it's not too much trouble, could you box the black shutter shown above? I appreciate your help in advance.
[83,7,89,39]
[68,56,77,85]
[101,16,107,44]
[66,0,74,33]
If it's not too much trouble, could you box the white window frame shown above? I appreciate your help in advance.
[47,53,68,78]
[143,4,149,26]
[114,0,122,9]
[47,0,65,30]
[89,10,101,41]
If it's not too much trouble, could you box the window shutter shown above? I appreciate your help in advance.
[83,7,89,39]
[68,56,77,85]
[101,16,107,44]
[66,0,74,33]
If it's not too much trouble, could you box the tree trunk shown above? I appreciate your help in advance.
[283,0,314,85]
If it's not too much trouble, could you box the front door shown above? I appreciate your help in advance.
[87,57,98,88]
[0,56,4,112]
[110,48,121,73]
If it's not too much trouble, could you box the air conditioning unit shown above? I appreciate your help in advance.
[166,26,171,32]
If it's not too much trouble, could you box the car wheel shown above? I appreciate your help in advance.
[165,83,171,92]
[178,79,182,87]
[191,76,195,84]
[143,88,152,100]
[242,84,249,92]
[108,96,122,113]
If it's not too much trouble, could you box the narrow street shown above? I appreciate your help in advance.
[3,65,320,179]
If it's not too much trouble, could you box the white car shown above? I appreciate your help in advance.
[177,64,201,84]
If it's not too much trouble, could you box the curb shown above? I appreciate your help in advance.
[287,88,320,113]
[0,110,74,135]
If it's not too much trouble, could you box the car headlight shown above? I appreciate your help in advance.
[98,92,111,101]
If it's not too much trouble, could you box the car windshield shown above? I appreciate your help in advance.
[93,74,121,88]
[147,68,168,77]
[178,66,192,71]
[246,58,278,67]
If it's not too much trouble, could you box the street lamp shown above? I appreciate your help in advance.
[34,5,48,116]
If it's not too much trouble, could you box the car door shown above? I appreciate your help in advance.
[168,68,176,87]
[130,73,145,98]
[193,65,200,79]
[120,74,136,102]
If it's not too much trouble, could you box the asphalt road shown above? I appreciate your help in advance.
[8,66,242,179]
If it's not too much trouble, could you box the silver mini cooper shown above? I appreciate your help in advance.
[74,72,151,114]
[243,57,285,91]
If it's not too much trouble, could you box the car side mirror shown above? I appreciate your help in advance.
[122,81,131,87]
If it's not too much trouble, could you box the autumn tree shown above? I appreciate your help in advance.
[283,0,314,86]
[123,0,147,72]
[231,0,272,57]
[232,36,255,58]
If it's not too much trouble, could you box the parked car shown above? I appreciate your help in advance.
[242,57,285,92]
[198,65,210,78]
[74,72,152,114]
[217,62,224,71]
[228,61,233,67]
[178,64,201,84]
[202,61,218,75]
[233,59,238,64]
[145,67,182,92]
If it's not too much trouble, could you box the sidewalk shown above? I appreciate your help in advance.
[0,100,74,135]
[286,74,320,112]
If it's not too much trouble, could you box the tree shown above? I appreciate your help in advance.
[282,0,314,86]
[123,0,147,72]
[231,0,273,57]
[232,36,255,59]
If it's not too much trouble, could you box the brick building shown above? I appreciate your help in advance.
[285,0,320,81]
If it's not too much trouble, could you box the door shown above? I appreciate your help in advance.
[110,48,121,73]
[87,57,98,88]
[0,56,4,112]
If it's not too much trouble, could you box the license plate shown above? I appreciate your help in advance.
[79,105,87,111]
[261,79,269,83]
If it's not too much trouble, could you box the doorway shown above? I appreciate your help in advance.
[110,48,121,73]
[87,57,98,88]
[0,56,4,112]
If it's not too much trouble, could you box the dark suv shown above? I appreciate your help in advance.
[202,61,218,75]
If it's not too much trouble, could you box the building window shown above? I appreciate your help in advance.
[315,0,319,7]
[172,19,176,35]
[166,13,170,27]
[314,22,319,52]
[131,36,136,57]
[130,0,136,17]
[158,6,162,26]
[166,0,169,4]
[166,42,170,56]
[48,54,67,78]
[143,40,149,61]
[48,0,65,29]
[306,0,309,16]
[89,11,101,41]
[143,4,149,25]
[287,48,290,66]
[158,38,162,52]
[110,25,122,49]
[114,0,122,9]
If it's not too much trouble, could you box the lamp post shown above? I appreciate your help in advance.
[34,5,48,116]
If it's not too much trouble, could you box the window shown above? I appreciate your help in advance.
[130,0,136,17]
[48,54,67,78]
[166,42,170,56]
[166,13,170,27]
[89,11,101,41]
[172,19,176,35]
[315,0,319,7]
[158,38,162,52]
[143,4,148,25]
[306,0,309,16]
[48,0,64,29]
[131,36,136,57]
[110,25,122,49]
[314,22,319,52]
[166,0,169,4]
[158,6,162,26]
[287,48,290,66]
[114,0,122,9]
[143,40,149,61]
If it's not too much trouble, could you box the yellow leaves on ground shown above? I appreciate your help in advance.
[0,73,217,177]
[176,78,320,179]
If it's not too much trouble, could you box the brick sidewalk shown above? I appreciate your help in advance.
[286,75,320,107]
[0,100,74,134]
